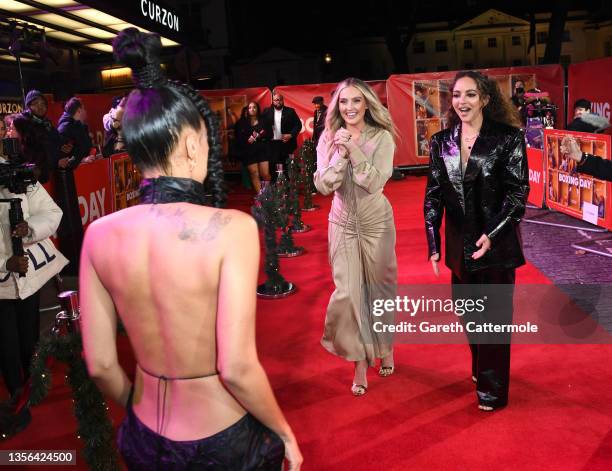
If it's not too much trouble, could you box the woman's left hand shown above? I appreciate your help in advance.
[472,234,491,260]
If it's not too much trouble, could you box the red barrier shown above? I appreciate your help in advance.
[527,148,545,207]
[387,65,565,167]
[75,158,112,230]
[567,57,612,135]
[43,158,112,235]
[544,129,611,229]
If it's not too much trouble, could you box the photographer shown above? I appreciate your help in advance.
[0,144,68,438]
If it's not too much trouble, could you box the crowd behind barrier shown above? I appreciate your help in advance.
[1,59,610,252]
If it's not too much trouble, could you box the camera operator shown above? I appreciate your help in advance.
[57,97,93,169]
[20,90,71,183]
[0,146,68,438]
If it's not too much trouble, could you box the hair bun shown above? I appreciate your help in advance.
[113,27,165,88]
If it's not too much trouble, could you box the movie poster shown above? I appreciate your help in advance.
[545,129,610,228]
[205,94,247,172]
[111,153,142,212]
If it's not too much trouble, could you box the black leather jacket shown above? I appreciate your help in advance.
[424,119,530,275]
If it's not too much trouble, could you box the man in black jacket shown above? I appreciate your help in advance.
[262,90,302,173]
[312,96,327,147]
[566,99,610,134]
[57,97,93,169]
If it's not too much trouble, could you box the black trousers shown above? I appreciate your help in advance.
[0,292,41,397]
[452,264,515,408]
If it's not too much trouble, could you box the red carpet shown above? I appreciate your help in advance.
[3,177,612,470]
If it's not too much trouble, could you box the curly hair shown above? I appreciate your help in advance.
[447,70,521,129]
[112,27,226,208]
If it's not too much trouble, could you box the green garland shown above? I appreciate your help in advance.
[29,331,120,471]
[274,170,301,255]
[288,155,306,231]
[301,139,316,209]
[252,182,288,291]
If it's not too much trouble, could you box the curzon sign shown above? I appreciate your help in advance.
[140,0,180,32]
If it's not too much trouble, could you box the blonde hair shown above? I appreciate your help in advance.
[325,77,397,137]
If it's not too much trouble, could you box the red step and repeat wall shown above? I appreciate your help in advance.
[544,129,611,230]
[567,57,612,133]
[387,65,565,167]
[274,80,387,149]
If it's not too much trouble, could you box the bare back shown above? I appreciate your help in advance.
[84,203,250,440]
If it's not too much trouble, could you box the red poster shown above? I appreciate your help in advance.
[387,65,565,167]
[567,57,612,135]
[110,153,142,212]
[527,148,545,207]
[274,81,387,148]
[199,87,272,171]
[544,129,611,229]
[74,158,112,231]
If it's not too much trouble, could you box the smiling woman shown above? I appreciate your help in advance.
[314,77,398,397]
[424,70,529,412]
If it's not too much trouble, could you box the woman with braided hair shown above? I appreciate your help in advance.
[79,28,301,469]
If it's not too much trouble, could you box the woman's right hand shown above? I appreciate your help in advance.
[284,436,303,470]
[333,129,351,158]
[430,253,440,277]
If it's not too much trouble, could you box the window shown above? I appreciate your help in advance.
[512,59,522,66]
[437,65,449,71]
[512,36,521,46]
[435,39,448,52]
[464,39,472,49]
[413,40,425,53]
[464,63,474,69]
[537,31,548,44]
[488,37,497,48]
[563,30,571,42]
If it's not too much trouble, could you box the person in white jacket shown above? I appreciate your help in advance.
[0,156,67,438]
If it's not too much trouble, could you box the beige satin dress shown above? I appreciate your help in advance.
[314,125,397,365]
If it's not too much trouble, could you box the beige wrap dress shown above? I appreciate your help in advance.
[314,125,397,365]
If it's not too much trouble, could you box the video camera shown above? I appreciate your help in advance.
[1,138,37,193]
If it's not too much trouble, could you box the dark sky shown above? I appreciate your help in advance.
[227,0,609,58]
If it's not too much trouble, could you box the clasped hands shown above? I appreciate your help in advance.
[333,128,356,158]
[429,234,491,276]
